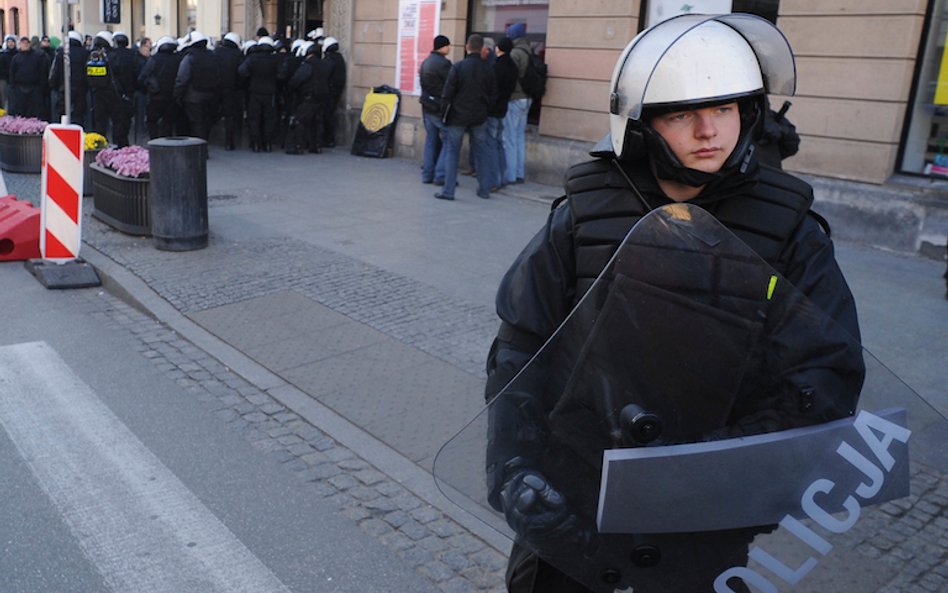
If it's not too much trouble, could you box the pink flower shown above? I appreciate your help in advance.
[96,146,150,178]
[0,115,49,135]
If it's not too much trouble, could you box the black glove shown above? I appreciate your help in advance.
[500,469,591,554]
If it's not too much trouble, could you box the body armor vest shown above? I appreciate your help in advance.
[86,49,110,89]
[565,158,815,301]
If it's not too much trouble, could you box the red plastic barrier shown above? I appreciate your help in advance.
[0,195,41,261]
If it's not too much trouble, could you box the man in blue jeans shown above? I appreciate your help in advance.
[503,22,532,185]
[436,34,497,201]
[419,35,452,184]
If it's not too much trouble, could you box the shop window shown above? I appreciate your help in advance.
[11,7,19,37]
[469,1,549,123]
[900,0,948,177]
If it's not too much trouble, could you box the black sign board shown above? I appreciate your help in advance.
[101,0,121,24]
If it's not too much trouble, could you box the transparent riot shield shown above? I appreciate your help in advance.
[433,203,948,593]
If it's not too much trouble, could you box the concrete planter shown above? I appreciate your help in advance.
[83,148,103,196]
[90,162,151,236]
[0,132,43,173]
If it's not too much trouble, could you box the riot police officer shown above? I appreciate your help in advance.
[138,36,180,139]
[286,42,332,154]
[238,36,280,152]
[49,30,90,125]
[321,36,345,148]
[215,32,246,150]
[174,31,220,141]
[87,31,135,147]
[485,14,863,593]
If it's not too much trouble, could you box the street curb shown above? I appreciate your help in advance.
[81,243,511,555]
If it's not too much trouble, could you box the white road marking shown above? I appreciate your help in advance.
[0,341,295,593]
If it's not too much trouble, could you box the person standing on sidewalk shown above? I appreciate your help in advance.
[174,32,220,142]
[49,30,89,124]
[239,36,281,152]
[419,35,452,185]
[322,37,346,148]
[436,34,497,201]
[502,22,531,185]
[8,36,49,119]
[215,32,246,150]
[486,37,519,191]
[485,14,863,593]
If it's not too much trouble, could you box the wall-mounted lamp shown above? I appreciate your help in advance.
[154,14,161,26]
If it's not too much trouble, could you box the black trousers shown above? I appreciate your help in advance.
[220,91,243,148]
[93,89,132,147]
[146,96,177,140]
[323,92,341,146]
[185,98,217,141]
[286,96,326,152]
[246,92,276,148]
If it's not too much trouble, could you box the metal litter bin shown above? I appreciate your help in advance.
[147,137,208,251]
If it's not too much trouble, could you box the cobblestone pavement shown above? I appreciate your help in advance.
[80,287,507,593]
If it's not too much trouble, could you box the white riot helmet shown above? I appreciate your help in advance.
[67,30,83,44]
[94,31,114,48]
[155,36,177,53]
[322,36,338,52]
[257,36,274,47]
[607,14,796,175]
[188,31,208,47]
[242,40,257,54]
[224,32,241,46]
[291,39,304,53]
[306,27,324,41]
[297,40,315,58]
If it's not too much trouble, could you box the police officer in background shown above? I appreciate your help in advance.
[485,14,862,593]
[174,31,220,141]
[321,37,345,148]
[215,32,246,150]
[49,30,90,124]
[286,42,332,154]
[138,36,181,139]
[8,36,49,119]
[239,36,281,152]
[87,32,130,146]
[109,32,141,145]
[0,35,17,109]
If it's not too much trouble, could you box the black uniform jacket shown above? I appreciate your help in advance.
[441,52,496,128]
[485,156,866,501]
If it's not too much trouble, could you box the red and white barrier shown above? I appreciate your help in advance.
[40,124,84,262]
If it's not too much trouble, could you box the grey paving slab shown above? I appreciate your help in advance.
[239,324,388,372]
[318,356,486,466]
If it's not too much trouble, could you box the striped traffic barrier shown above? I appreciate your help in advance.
[26,123,100,288]
[40,123,84,262]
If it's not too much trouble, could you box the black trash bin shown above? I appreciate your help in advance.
[147,137,208,251]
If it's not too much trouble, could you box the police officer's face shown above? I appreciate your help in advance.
[650,102,741,174]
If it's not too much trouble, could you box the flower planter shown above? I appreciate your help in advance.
[0,131,43,173]
[90,162,151,236]
[83,149,103,196]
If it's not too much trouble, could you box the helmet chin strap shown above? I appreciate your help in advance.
[636,97,763,188]
[641,124,757,188]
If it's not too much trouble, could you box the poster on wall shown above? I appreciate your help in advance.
[646,0,732,27]
[395,0,441,95]
[100,0,121,24]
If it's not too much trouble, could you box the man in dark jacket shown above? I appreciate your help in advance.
[138,36,180,139]
[419,35,451,184]
[174,32,220,141]
[107,32,141,146]
[49,30,90,124]
[8,36,49,118]
[322,37,346,147]
[286,43,332,154]
[238,36,281,152]
[435,34,496,201]
[486,37,518,191]
[0,35,17,109]
[215,32,246,150]
[485,15,864,593]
